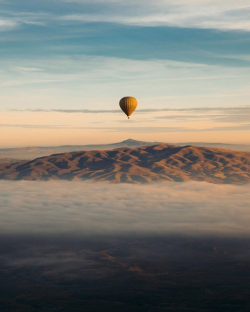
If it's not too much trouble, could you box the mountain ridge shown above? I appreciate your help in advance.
[0,139,161,160]
[1,139,250,161]
[0,143,249,184]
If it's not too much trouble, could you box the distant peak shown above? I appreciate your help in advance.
[121,139,139,143]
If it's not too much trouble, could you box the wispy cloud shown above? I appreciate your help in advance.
[103,125,250,133]
[0,11,51,31]
[15,67,44,72]
[0,124,69,129]
[2,1,250,32]
[156,114,250,123]
[1,55,248,111]
[1,122,250,133]
[0,18,17,31]
[8,105,250,115]
[8,109,120,114]
[155,106,250,123]
[58,0,250,31]
[0,79,64,88]
[0,124,91,129]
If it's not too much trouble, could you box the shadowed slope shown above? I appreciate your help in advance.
[0,144,249,184]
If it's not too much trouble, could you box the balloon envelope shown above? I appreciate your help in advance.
[119,97,137,118]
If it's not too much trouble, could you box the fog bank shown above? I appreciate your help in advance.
[0,181,249,237]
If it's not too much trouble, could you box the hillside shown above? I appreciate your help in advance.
[0,144,249,184]
[178,142,250,152]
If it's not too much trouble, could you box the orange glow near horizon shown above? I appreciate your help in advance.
[1,110,250,148]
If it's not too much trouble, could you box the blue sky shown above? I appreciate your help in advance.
[0,0,250,146]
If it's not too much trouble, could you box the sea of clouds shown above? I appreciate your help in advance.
[0,181,249,237]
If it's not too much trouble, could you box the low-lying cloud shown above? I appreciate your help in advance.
[8,105,250,115]
[0,181,250,237]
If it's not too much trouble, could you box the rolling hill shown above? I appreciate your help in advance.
[0,144,249,184]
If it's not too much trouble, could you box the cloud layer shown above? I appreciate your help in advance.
[1,181,250,237]
[59,0,250,31]
[3,105,250,133]
[2,0,250,31]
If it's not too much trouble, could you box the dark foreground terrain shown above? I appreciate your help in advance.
[1,235,250,312]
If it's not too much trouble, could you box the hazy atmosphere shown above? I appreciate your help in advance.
[1,181,250,237]
[1,0,250,146]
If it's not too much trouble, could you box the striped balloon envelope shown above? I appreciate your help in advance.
[119,97,138,119]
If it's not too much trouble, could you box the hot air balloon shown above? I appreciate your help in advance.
[119,96,137,119]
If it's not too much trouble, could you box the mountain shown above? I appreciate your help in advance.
[0,139,161,160]
[178,142,250,152]
[0,158,25,165]
[1,139,250,160]
[0,144,249,184]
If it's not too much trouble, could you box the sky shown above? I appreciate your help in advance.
[1,0,250,147]
[1,180,250,237]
